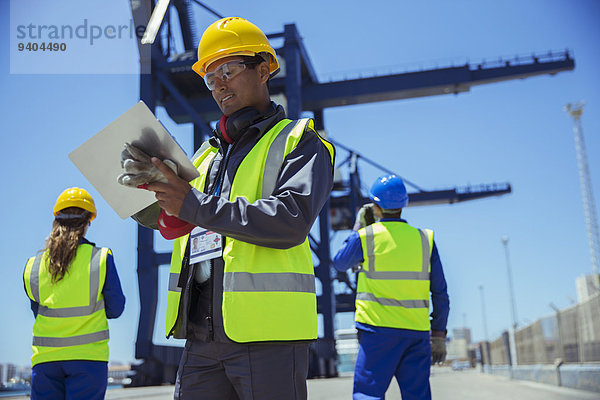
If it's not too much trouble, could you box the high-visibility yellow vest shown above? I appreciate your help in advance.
[356,221,433,331]
[166,118,335,342]
[23,244,110,366]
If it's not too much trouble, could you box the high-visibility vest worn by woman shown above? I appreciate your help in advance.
[166,118,335,342]
[356,221,433,331]
[23,244,110,366]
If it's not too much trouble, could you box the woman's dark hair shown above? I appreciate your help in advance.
[43,207,91,283]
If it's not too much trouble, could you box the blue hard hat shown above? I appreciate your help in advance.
[368,174,408,209]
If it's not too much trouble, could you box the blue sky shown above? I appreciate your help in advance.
[2,0,599,366]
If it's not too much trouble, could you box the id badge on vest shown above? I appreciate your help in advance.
[189,227,222,264]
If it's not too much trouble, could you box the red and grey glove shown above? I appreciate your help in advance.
[157,209,194,240]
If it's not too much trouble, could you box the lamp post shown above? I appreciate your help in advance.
[501,236,518,330]
[549,303,565,362]
[502,236,519,366]
[479,284,491,368]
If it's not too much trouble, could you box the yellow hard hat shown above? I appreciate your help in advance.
[53,187,97,221]
[192,17,279,78]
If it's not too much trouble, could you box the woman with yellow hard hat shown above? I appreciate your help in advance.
[23,187,125,400]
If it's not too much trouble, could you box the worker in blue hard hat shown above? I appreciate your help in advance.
[23,188,125,400]
[333,174,450,400]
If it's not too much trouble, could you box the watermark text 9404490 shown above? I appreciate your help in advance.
[18,42,67,52]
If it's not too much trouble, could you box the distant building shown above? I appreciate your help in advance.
[576,273,600,303]
[452,327,472,344]
[446,327,472,361]
[0,364,32,385]
[18,366,32,381]
[5,364,17,383]
[446,338,469,361]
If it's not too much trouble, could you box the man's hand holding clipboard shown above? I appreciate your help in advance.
[69,101,199,219]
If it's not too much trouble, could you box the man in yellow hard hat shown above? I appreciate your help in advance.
[121,17,335,400]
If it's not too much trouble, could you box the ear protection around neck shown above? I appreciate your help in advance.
[217,104,276,144]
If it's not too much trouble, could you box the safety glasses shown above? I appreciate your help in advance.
[204,60,258,91]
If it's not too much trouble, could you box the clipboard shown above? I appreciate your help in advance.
[69,101,200,219]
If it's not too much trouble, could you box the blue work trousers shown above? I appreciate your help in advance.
[31,360,107,400]
[353,329,431,400]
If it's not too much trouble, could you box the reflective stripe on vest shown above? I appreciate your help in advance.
[261,120,298,198]
[32,330,110,347]
[28,247,105,318]
[223,272,316,293]
[356,292,429,309]
[168,272,181,292]
[363,225,430,281]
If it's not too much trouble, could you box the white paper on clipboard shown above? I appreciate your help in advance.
[69,101,200,219]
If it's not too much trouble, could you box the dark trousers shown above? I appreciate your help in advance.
[31,360,107,400]
[353,329,431,400]
[175,339,310,400]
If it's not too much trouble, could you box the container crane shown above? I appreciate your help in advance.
[127,0,575,384]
